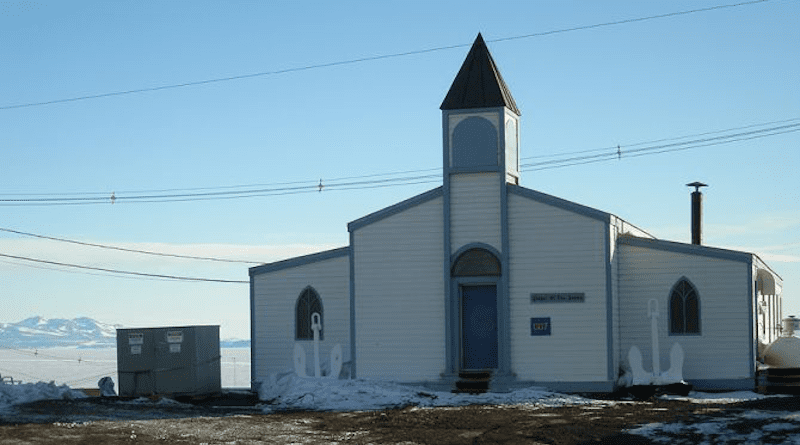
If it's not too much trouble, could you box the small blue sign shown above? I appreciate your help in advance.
[531,317,551,336]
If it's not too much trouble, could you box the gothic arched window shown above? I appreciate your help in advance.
[669,278,700,335]
[295,287,323,340]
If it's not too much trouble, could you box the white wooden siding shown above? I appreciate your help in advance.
[353,196,444,382]
[252,256,350,385]
[450,173,501,253]
[618,244,751,382]
[508,193,609,381]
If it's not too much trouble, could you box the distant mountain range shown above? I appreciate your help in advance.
[0,316,250,349]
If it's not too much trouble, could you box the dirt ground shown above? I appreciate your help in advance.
[1,395,799,444]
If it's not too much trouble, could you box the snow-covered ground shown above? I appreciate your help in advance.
[255,373,785,412]
[630,391,800,444]
[2,372,799,444]
[257,376,800,443]
[257,373,623,412]
[0,346,796,443]
[628,407,800,444]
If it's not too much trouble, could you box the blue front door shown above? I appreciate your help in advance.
[461,285,498,370]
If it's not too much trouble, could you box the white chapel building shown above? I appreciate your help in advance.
[249,34,782,393]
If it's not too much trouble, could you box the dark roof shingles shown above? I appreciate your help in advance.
[440,33,520,115]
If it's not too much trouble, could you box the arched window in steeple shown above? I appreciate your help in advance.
[295,287,323,340]
[669,278,700,335]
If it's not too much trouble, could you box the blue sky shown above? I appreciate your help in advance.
[1,1,798,339]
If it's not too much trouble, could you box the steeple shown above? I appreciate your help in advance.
[440,33,522,184]
[440,33,520,115]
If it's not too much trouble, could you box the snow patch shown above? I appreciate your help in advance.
[660,390,773,403]
[257,374,615,412]
[0,381,87,412]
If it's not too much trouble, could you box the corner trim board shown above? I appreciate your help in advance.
[748,260,755,379]
[605,222,614,381]
[443,110,455,375]
[249,274,257,391]
[349,233,357,379]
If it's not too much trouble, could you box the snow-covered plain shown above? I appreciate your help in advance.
[0,347,250,388]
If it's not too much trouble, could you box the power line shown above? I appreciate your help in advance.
[0,257,189,282]
[0,344,113,364]
[0,173,441,206]
[520,122,800,171]
[0,0,772,111]
[0,166,443,197]
[0,227,260,264]
[492,0,771,43]
[0,252,248,284]
[521,116,800,160]
[2,117,796,206]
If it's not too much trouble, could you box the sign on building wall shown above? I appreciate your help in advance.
[530,293,585,303]
[167,330,183,353]
[531,317,551,336]
[128,333,143,354]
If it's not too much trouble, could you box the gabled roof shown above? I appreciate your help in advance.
[508,184,610,223]
[249,246,350,277]
[348,186,443,232]
[618,235,754,264]
[440,33,521,115]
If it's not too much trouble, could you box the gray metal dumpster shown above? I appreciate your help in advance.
[116,325,221,397]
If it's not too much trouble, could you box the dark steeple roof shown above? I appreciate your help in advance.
[440,33,520,115]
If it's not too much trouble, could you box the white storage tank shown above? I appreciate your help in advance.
[116,325,221,397]
[758,316,800,394]
[764,317,800,368]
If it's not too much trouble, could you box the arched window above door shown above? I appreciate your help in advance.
[452,248,501,277]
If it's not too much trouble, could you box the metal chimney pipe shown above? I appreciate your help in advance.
[687,182,708,245]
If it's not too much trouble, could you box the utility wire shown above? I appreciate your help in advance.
[0,257,212,282]
[2,119,796,206]
[0,227,260,264]
[0,122,795,283]
[521,116,800,160]
[0,166,442,197]
[521,122,800,171]
[492,0,771,43]
[0,344,114,364]
[62,369,120,387]
[0,173,441,206]
[0,0,771,111]
[0,366,42,383]
[0,253,248,283]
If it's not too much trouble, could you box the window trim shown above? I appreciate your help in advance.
[668,277,701,336]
